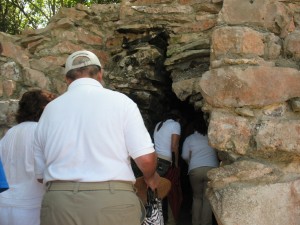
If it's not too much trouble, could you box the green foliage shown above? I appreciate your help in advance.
[0,0,121,35]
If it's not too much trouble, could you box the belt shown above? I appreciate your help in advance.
[157,157,172,165]
[157,154,171,162]
[46,181,135,191]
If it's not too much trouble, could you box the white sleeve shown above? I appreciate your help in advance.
[172,121,181,135]
[123,101,154,159]
[33,123,46,180]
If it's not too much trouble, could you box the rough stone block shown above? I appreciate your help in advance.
[211,26,264,60]
[199,66,300,108]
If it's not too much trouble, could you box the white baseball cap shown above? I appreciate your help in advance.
[64,50,102,75]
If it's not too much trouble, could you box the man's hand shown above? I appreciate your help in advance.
[144,171,160,191]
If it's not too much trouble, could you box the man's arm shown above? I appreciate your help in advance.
[33,123,46,184]
[171,134,180,167]
[134,152,160,190]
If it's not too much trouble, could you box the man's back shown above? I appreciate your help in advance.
[35,78,154,183]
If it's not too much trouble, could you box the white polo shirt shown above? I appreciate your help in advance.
[182,131,219,173]
[0,122,45,208]
[153,119,181,161]
[34,78,154,183]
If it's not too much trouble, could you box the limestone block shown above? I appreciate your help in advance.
[193,2,222,14]
[262,103,287,117]
[127,0,174,5]
[168,32,210,46]
[0,80,2,97]
[219,0,294,37]
[51,30,77,42]
[32,56,66,72]
[234,107,255,117]
[199,66,300,108]
[51,78,67,95]
[167,39,210,57]
[165,49,210,66]
[131,4,193,14]
[172,17,217,34]
[119,1,193,22]
[36,41,82,57]
[6,99,18,125]
[207,174,300,225]
[105,36,124,50]
[2,80,16,97]
[132,46,161,66]
[0,62,21,81]
[211,26,264,60]
[19,35,44,48]
[0,100,9,124]
[54,18,74,29]
[210,57,277,68]
[284,30,300,60]
[52,7,88,22]
[0,35,30,67]
[289,97,300,112]
[27,38,50,55]
[75,27,103,45]
[22,67,50,89]
[208,160,277,190]
[130,90,152,107]
[264,33,282,60]
[172,77,200,101]
[208,111,254,155]
[255,119,300,155]
[170,61,209,82]
[0,99,17,126]
[90,4,120,22]
[290,3,300,27]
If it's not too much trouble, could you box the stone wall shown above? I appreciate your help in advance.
[0,0,218,134]
[201,1,300,225]
[0,0,300,224]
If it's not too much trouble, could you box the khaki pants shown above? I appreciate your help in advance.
[41,181,145,225]
[189,167,215,225]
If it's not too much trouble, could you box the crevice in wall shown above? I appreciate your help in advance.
[105,28,206,135]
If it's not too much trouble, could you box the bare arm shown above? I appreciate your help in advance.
[134,151,160,190]
[171,134,180,167]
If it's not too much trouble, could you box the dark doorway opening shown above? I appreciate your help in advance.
[171,98,218,225]
[170,99,199,225]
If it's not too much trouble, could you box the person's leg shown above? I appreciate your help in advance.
[0,206,40,225]
[12,207,41,225]
[200,167,215,225]
[167,202,176,225]
[162,197,169,223]
[189,167,204,225]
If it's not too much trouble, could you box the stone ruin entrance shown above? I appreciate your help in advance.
[105,28,208,223]
[1,1,300,224]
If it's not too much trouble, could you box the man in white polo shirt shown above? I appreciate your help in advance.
[34,50,160,225]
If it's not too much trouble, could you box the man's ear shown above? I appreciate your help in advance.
[98,70,106,86]
[97,69,103,81]
[65,76,73,85]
